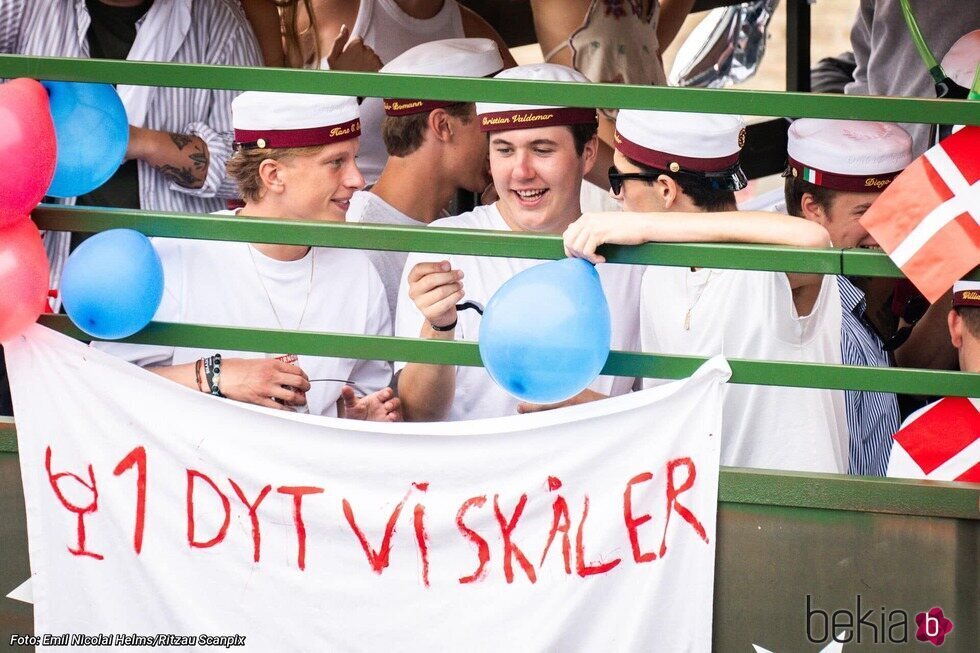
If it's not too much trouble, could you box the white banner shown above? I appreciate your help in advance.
[6,326,729,652]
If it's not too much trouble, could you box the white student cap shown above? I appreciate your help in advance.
[232,91,360,149]
[476,63,598,133]
[941,30,980,88]
[953,280,980,308]
[614,109,748,191]
[381,38,504,116]
[786,118,913,192]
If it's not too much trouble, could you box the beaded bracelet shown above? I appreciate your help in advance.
[203,353,224,397]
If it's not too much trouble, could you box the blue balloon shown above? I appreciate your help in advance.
[479,258,611,404]
[60,229,164,340]
[43,81,129,198]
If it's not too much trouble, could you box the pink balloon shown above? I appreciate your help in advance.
[0,218,50,342]
[0,79,57,216]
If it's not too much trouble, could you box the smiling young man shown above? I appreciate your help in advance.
[562,109,850,474]
[783,118,913,475]
[394,63,642,422]
[98,91,399,421]
[346,38,504,322]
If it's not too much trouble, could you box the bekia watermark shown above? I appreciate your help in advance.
[806,595,954,646]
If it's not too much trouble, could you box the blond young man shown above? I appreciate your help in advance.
[99,92,399,420]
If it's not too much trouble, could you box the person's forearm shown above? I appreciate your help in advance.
[127,126,209,189]
[893,291,958,370]
[397,323,458,421]
[147,362,201,392]
[397,362,456,421]
[625,210,832,248]
[240,0,286,67]
[657,0,696,52]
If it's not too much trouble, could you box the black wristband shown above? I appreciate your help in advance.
[430,318,457,332]
[203,353,225,397]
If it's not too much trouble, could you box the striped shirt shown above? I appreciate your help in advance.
[0,0,262,295]
[838,276,902,476]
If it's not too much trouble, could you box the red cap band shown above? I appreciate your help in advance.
[613,130,740,173]
[234,118,361,149]
[479,107,597,132]
[786,157,899,192]
[953,288,980,308]
[383,98,458,116]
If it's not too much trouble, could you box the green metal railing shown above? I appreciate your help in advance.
[1,54,978,456]
[25,208,980,401]
[2,55,979,125]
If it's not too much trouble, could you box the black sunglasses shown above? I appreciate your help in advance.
[608,164,747,194]
[607,166,660,195]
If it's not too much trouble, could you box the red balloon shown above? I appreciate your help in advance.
[0,218,50,342]
[0,79,57,217]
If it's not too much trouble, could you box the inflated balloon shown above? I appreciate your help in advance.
[0,78,57,216]
[60,229,164,340]
[44,81,129,198]
[479,258,611,404]
[0,218,50,342]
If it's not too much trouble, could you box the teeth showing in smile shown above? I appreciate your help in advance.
[515,189,546,199]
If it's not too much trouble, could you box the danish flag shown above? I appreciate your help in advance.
[860,126,980,303]
[886,397,980,482]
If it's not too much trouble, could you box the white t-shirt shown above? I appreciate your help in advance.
[395,203,642,421]
[640,266,848,473]
[96,228,392,417]
[347,190,428,325]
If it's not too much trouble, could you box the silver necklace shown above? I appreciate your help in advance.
[247,245,315,330]
[683,269,716,331]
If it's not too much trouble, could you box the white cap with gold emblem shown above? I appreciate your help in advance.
[381,38,504,116]
[953,280,980,308]
[232,91,360,149]
[786,118,912,193]
[613,109,747,191]
[476,63,598,133]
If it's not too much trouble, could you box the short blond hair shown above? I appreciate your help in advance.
[226,145,323,202]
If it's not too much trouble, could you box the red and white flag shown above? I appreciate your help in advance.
[887,397,980,482]
[861,126,980,303]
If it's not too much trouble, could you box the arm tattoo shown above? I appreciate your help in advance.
[158,135,209,188]
[169,132,193,149]
[154,164,199,187]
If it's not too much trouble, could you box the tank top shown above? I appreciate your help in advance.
[544,0,666,119]
[322,0,465,185]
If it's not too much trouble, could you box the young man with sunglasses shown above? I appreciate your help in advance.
[394,64,642,422]
[564,109,849,474]
[783,118,913,476]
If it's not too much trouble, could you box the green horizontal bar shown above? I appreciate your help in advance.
[37,316,980,397]
[30,206,980,280]
[2,55,978,126]
[33,205,565,262]
[0,417,973,519]
[842,249,980,282]
[718,468,979,520]
[34,205,842,272]
[0,417,15,454]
